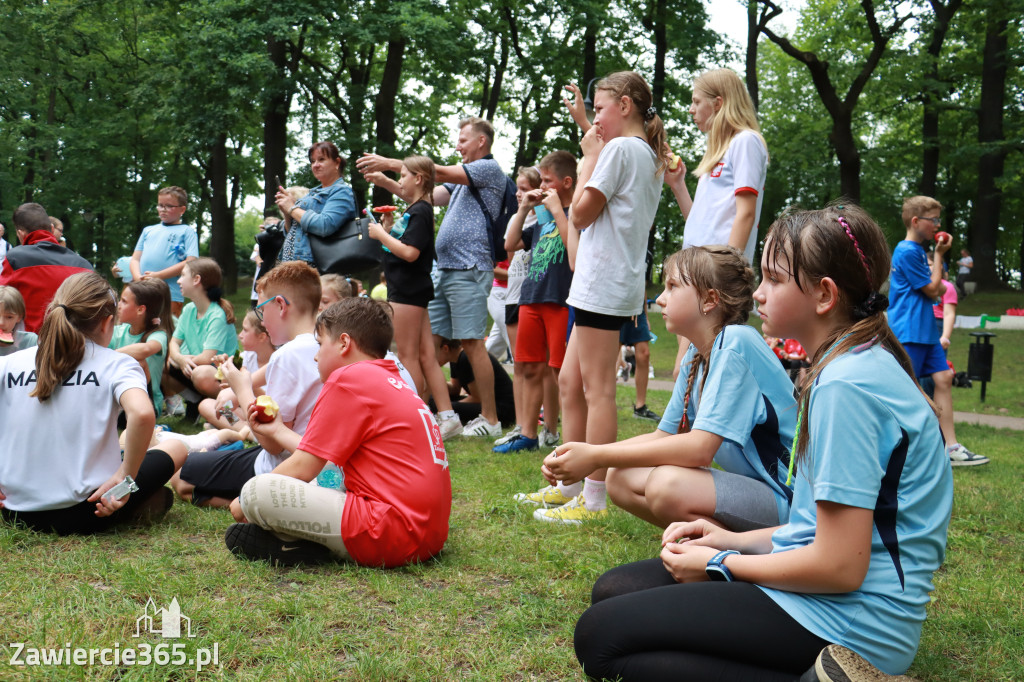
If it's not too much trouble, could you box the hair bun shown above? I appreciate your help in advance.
[644,106,657,122]
[852,292,889,320]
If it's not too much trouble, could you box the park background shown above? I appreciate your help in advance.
[1,0,1022,679]
[1,0,1022,291]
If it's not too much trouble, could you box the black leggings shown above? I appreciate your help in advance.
[1,449,176,536]
[574,558,829,682]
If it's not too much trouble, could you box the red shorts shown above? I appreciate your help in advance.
[515,303,569,368]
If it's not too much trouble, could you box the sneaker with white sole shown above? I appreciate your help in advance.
[494,424,522,445]
[224,523,334,567]
[460,415,502,438]
[539,427,560,447]
[164,394,186,417]
[947,443,989,467]
[492,434,538,453]
[533,493,608,524]
[513,484,572,508]
[801,644,919,682]
[438,415,463,440]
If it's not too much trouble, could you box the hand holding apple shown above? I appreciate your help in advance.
[250,395,279,423]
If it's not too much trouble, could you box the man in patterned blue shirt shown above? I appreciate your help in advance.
[357,117,508,438]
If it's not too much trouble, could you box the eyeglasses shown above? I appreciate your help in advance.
[156,204,183,211]
[254,295,290,321]
[916,216,940,225]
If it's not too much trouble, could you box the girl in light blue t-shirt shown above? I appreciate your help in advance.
[543,245,795,532]
[574,205,953,681]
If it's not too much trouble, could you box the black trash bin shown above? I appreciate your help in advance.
[967,331,996,401]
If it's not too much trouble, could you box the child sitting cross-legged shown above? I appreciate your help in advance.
[224,297,452,568]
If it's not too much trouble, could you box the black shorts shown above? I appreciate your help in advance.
[619,312,652,345]
[179,445,262,505]
[505,303,520,325]
[1,449,176,535]
[166,363,198,394]
[573,307,631,331]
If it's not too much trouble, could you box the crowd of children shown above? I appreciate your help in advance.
[0,66,985,681]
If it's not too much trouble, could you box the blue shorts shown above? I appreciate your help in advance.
[903,341,950,379]
[428,268,492,340]
[619,312,652,345]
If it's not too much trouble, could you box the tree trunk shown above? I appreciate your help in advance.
[919,0,962,197]
[208,133,236,293]
[652,0,667,110]
[746,0,760,109]
[264,35,291,212]
[485,32,507,121]
[969,9,1010,289]
[372,38,405,208]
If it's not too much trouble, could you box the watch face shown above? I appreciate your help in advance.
[706,566,730,582]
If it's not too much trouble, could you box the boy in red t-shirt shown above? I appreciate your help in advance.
[225,297,452,567]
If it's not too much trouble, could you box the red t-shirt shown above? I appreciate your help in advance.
[298,359,451,567]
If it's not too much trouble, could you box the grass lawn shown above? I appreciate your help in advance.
[1,286,1020,679]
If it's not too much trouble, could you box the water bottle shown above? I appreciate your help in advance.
[382,213,408,254]
[316,461,344,490]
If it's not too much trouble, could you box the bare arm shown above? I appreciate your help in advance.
[570,127,608,230]
[920,239,951,298]
[664,162,693,219]
[661,502,874,593]
[728,192,757,254]
[115,337,164,362]
[129,251,143,280]
[146,256,196,280]
[270,448,327,483]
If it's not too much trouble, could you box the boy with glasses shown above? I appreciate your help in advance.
[172,261,327,506]
[890,196,988,466]
[129,186,198,316]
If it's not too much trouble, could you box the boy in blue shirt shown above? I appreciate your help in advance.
[130,186,199,317]
[890,195,988,466]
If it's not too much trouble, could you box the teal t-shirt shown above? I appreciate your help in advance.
[0,331,38,357]
[109,323,168,416]
[172,302,238,356]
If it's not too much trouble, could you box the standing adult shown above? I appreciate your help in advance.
[955,248,973,296]
[357,117,507,437]
[0,203,93,333]
[0,222,10,275]
[274,141,357,269]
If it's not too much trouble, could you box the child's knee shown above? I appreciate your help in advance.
[933,369,953,389]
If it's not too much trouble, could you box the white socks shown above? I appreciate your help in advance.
[582,478,607,511]
[557,480,582,499]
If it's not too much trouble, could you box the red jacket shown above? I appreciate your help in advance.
[0,230,93,332]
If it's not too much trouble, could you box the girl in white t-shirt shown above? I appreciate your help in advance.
[0,272,188,535]
[523,72,667,524]
[666,67,769,264]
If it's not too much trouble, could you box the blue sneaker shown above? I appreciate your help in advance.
[492,434,539,453]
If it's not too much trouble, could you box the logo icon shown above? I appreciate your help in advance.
[134,598,196,639]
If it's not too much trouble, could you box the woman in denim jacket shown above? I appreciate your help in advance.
[275,141,357,267]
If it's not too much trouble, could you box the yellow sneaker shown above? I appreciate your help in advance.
[513,484,572,508]
[532,494,608,525]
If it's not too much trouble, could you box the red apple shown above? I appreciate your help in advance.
[935,231,951,244]
[252,395,279,423]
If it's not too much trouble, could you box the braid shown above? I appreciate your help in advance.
[677,351,705,434]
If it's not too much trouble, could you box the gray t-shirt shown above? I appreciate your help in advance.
[436,156,506,271]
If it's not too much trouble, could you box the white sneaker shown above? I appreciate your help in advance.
[539,427,560,447]
[438,415,463,439]
[648,365,655,379]
[460,415,502,437]
[494,424,522,445]
[164,394,186,417]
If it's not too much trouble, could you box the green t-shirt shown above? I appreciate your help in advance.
[109,323,168,416]
[172,302,238,356]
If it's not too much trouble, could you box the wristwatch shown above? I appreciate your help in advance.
[705,550,740,582]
